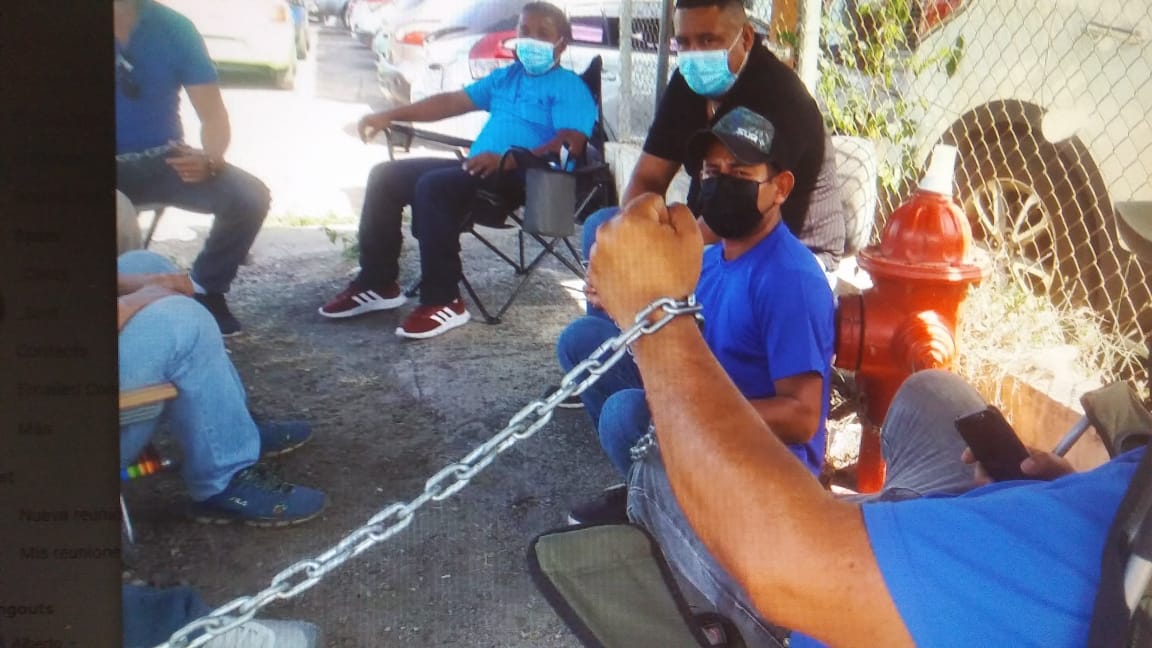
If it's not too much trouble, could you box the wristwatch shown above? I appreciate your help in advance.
[205,155,220,177]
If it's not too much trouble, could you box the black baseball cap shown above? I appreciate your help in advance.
[687,106,798,173]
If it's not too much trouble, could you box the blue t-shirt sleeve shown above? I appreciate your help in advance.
[861,452,1141,647]
[464,66,507,113]
[170,14,218,86]
[756,270,834,382]
[550,72,597,136]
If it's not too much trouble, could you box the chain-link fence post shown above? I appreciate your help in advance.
[619,0,635,143]
[654,0,674,105]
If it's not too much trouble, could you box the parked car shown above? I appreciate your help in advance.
[348,0,394,44]
[312,0,350,23]
[836,0,1151,350]
[161,0,300,89]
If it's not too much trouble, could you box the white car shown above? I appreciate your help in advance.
[161,0,300,89]
[864,0,1151,345]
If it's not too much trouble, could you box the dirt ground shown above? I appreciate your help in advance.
[123,222,623,647]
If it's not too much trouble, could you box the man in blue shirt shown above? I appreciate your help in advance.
[558,107,835,527]
[318,1,597,340]
[114,0,271,336]
[583,186,1147,647]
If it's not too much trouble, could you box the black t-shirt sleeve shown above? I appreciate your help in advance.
[642,72,704,164]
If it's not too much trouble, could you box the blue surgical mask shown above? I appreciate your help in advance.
[678,32,744,97]
[516,38,558,75]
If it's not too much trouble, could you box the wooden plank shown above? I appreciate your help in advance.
[119,383,178,411]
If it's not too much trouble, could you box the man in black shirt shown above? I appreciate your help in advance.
[582,0,845,278]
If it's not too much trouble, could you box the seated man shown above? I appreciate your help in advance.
[581,0,845,287]
[558,107,835,525]
[586,193,1147,647]
[115,0,272,337]
[119,250,325,526]
[318,1,597,340]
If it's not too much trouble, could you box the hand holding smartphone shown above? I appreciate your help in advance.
[954,406,1031,481]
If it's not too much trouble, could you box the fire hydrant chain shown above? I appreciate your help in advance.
[156,296,702,648]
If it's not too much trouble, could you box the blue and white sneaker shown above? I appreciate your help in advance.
[190,465,326,528]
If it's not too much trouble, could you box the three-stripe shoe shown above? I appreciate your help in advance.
[318,282,406,318]
[395,298,471,339]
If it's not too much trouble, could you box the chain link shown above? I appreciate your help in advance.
[155,296,700,648]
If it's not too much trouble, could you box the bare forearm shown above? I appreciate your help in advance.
[621,177,663,205]
[385,91,474,124]
[631,318,905,645]
[748,396,820,445]
[199,116,231,162]
[116,273,193,297]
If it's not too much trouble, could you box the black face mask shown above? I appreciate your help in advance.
[698,174,766,240]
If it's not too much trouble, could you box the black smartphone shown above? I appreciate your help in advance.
[954,406,1032,481]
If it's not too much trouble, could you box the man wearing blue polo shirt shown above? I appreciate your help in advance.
[115,0,270,336]
[317,1,597,340]
[559,107,836,527]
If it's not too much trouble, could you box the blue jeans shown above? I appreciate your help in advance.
[556,315,649,475]
[122,584,211,648]
[626,369,986,647]
[579,206,618,320]
[117,156,269,294]
[118,250,259,500]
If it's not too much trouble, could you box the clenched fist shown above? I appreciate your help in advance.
[588,193,703,325]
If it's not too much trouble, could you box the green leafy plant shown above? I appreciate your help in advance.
[785,0,964,202]
[323,226,360,262]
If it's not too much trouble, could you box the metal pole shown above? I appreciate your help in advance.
[796,0,822,93]
[654,0,674,104]
[620,0,634,140]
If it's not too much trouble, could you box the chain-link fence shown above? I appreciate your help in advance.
[608,0,1151,393]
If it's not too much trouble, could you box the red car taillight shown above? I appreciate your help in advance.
[468,30,517,79]
[400,30,427,46]
[919,0,964,35]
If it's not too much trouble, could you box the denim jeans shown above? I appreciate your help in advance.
[556,315,649,475]
[579,206,618,320]
[626,369,987,647]
[357,157,507,305]
[122,584,211,648]
[118,250,259,500]
[117,156,269,294]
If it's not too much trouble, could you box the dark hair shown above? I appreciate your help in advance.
[674,0,748,11]
[522,1,573,42]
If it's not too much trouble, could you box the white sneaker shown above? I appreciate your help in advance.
[203,619,321,648]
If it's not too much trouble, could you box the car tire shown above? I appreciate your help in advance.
[951,124,1103,317]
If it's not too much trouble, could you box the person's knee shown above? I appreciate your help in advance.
[118,250,179,274]
[141,296,222,346]
[227,170,271,216]
[556,316,617,369]
[598,390,649,450]
[897,369,975,404]
[581,206,619,258]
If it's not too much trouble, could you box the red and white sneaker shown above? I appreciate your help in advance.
[395,298,471,339]
[318,282,406,318]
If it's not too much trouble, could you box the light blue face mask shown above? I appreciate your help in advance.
[515,38,559,75]
[678,32,744,97]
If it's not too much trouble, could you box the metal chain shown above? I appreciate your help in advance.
[156,296,701,648]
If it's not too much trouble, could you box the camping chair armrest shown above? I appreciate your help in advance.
[1080,383,1152,457]
[385,123,476,153]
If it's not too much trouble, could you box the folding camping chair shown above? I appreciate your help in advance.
[384,56,617,324]
[528,383,1152,647]
[120,383,179,544]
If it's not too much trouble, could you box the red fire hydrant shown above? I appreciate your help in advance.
[835,145,985,492]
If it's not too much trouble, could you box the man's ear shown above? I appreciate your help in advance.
[772,170,795,205]
[554,37,568,57]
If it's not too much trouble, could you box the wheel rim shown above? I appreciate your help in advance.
[964,176,1059,294]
